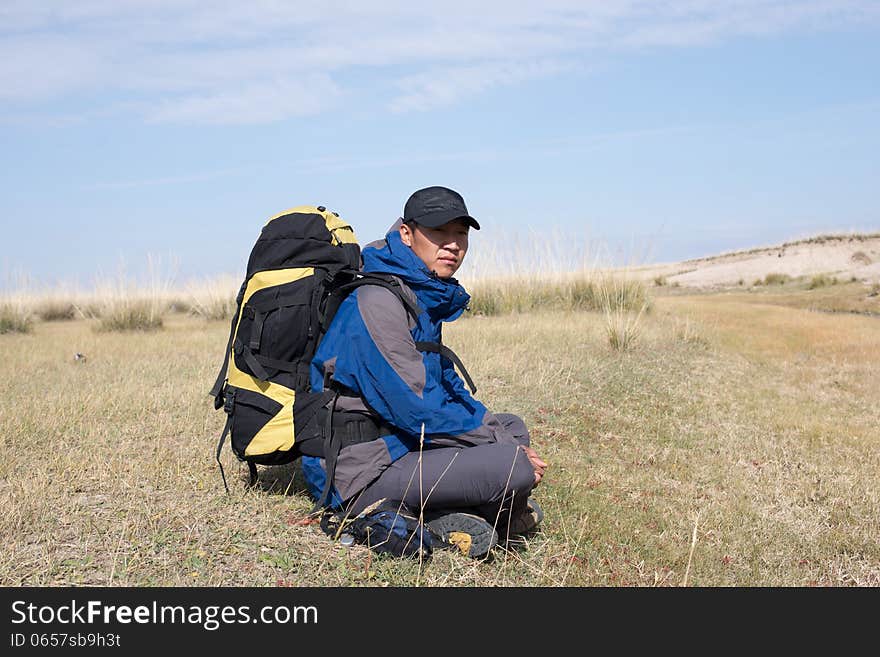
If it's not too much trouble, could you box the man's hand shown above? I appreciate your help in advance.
[522,446,548,485]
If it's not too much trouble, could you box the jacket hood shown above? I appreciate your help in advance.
[362,228,470,322]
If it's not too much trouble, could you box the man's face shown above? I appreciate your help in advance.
[399,218,470,279]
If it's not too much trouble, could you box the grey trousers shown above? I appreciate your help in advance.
[344,414,536,532]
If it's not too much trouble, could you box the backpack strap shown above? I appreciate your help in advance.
[215,388,236,494]
[320,272,422,332]
[209,281,247,408]
[232,342,315,391]
[415,341,477,395]
[311,391,341,514]
[209,312,237,408]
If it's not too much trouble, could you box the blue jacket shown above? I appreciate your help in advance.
[302,227,518,506]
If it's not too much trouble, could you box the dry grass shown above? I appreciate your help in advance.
[186,275,240,321]
[850,251,872,266]
[464,273,650,317]
[91,258,174,332]
[0,292,33,334]
[755,272,792,287]
[597,276,650,351]
[95,299,165,332]
[34,296,79,321]
[789,232,880,246]
[807,273,839,290]
[460,226,650,318]
[716,280,880,317]
[9,281,234,328]
[1,278,877,586]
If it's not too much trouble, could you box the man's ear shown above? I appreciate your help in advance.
[399,222,414,247]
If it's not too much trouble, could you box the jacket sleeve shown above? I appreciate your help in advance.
[319,285,498,445]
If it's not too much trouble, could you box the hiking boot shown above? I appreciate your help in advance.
[505,498,544,537]
[425,512,498,559]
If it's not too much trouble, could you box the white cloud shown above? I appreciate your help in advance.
[391,59,572,113]
[0,35,107,101]
[82,167,244,190]
[1,1,877,123]
[146,76,343,124]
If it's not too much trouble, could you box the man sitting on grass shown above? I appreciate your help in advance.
[302,186,547,558]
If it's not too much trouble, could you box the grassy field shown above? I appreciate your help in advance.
[1,282,878,586]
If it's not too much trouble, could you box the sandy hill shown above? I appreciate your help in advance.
[631,233,880,288]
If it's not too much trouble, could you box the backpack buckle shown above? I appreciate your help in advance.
[223,388,236,414]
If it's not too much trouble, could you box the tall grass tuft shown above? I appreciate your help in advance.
[807,273,839,290]
[34,288,80,321]
[673,316,710,348]
[850,251,872,265]
[762,272,791,286]
[597,276,650,351]
[605,309,644,351]
[93,256,172,332]
[97,301,164,332]
[186,274,240,321]
[0,296,33,334]
[0,272,34,333]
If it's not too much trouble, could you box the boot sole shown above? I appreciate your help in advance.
[426,512,498,559]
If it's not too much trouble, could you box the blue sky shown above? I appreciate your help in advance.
[2,1,879,288]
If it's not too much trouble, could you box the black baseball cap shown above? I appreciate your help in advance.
[403,186,481,230]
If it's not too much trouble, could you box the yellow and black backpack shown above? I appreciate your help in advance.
[209,205,418,493]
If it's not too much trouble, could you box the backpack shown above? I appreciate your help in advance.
[208,205,421,498]
[320,499,434,559]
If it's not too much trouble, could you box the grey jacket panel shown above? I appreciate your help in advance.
[321,356,337,380]
[357,284,425,398]
[330,439,394,501]
[364,236,389,251]
[334,395,371,413]
[426,411,523,448]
